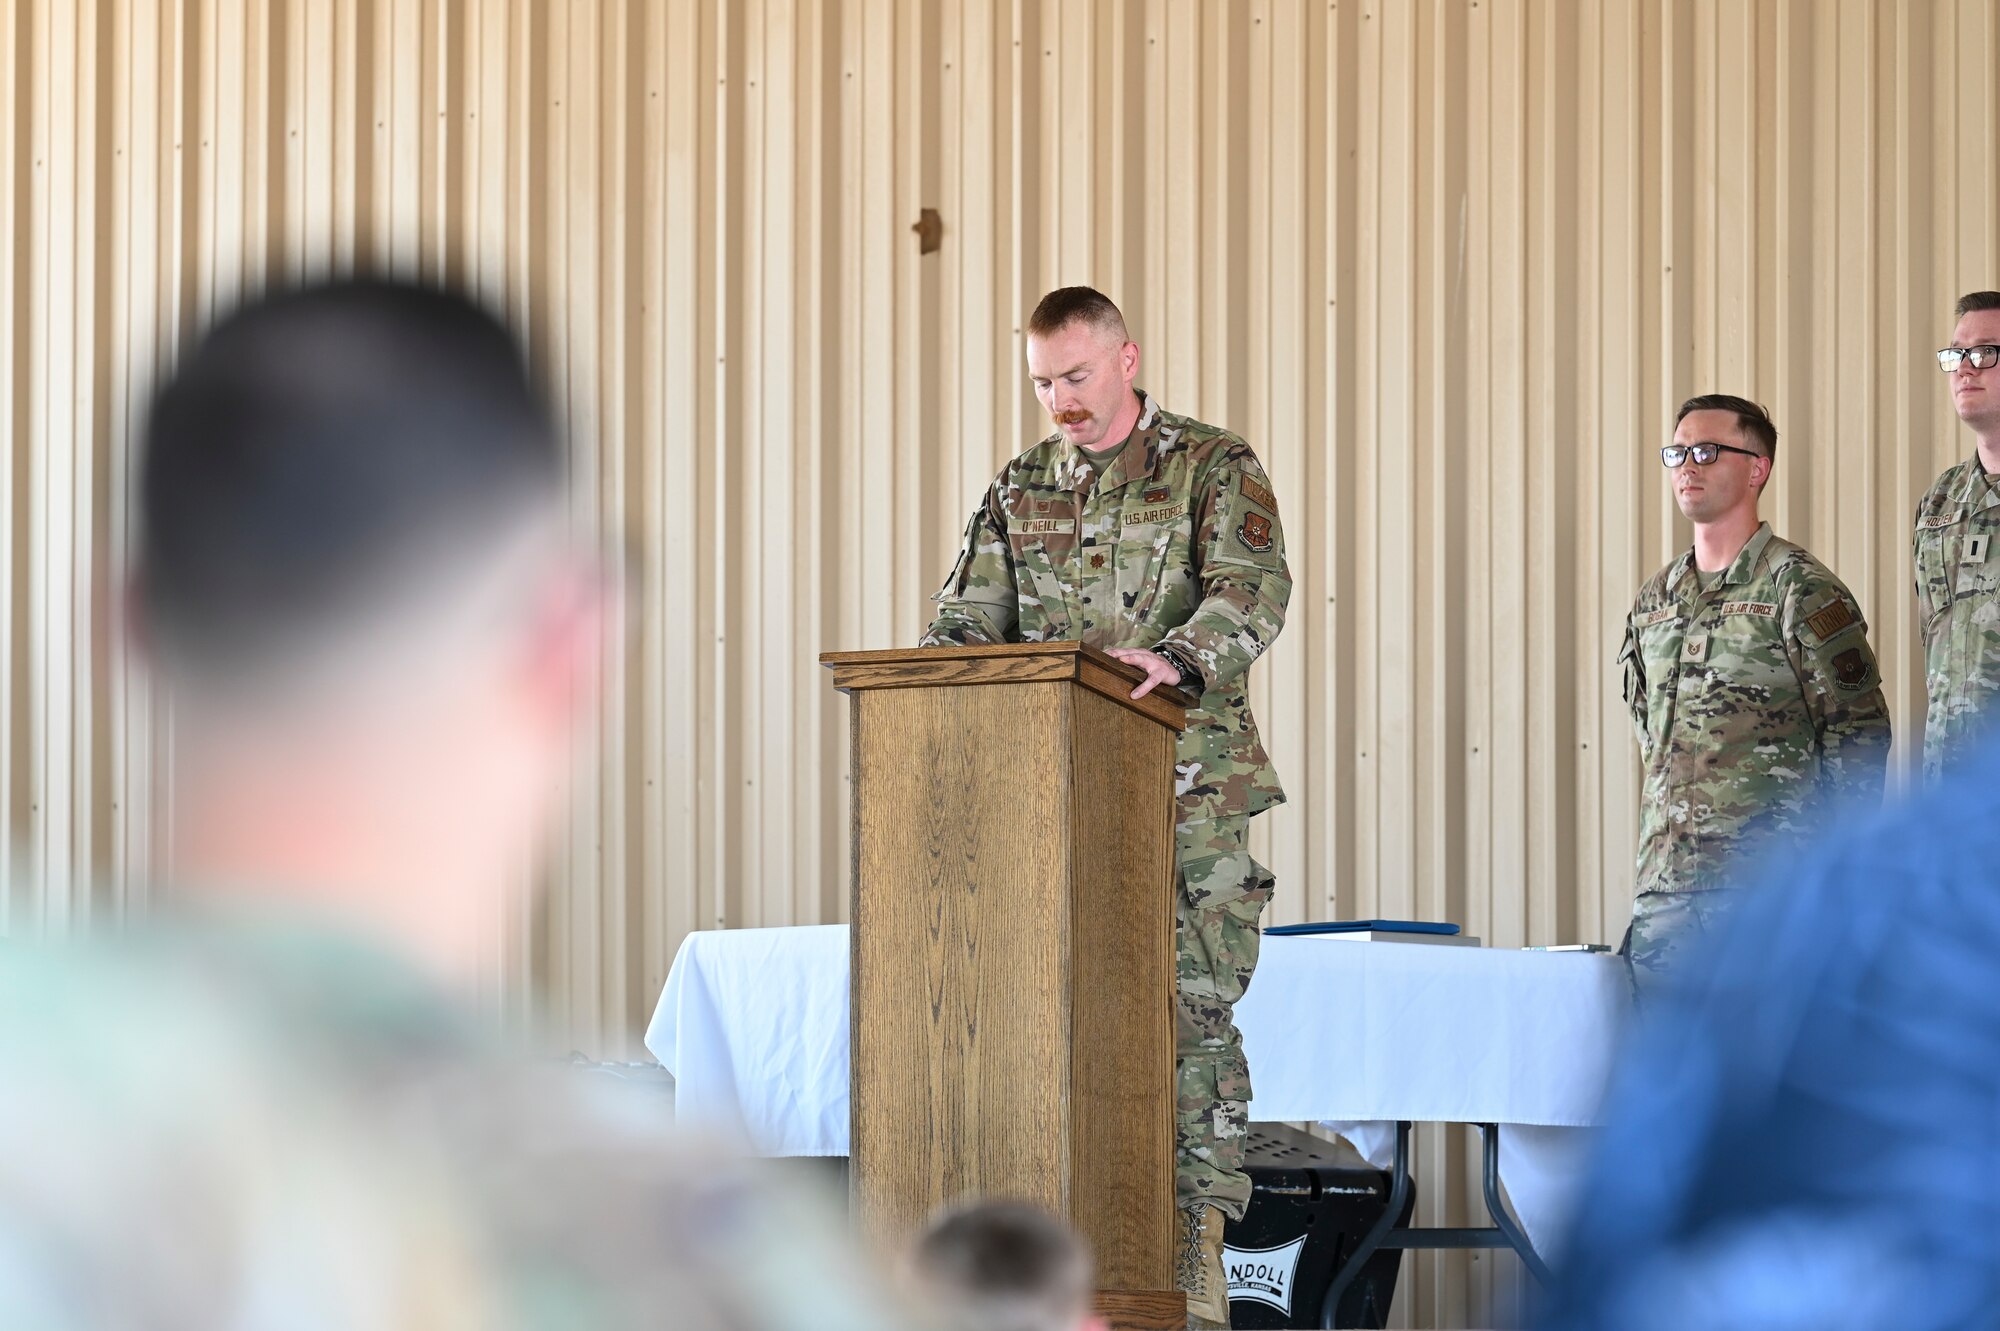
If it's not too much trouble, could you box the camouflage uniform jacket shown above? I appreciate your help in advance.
[1617,522,1892,895]
[921,391,1291,823]
[1913,457,2000,783]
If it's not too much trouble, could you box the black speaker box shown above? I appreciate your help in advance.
[1222,1123,1412,1329]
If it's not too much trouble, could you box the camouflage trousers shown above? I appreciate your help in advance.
[1175,815,1276,1222]
[1619,889,1742,1004]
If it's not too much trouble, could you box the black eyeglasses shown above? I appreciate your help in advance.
[1662,443,1763,469]
[1938,345,2000,373]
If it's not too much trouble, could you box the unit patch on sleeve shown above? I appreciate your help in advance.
[1832,648,1871,689]
[1805,600,1857,640]
[1240,474,1277,512]
[1236,512,1274,554]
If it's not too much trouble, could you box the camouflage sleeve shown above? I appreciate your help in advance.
[920,485,1019,646]
[1911,497,1935,630]
[1787,585,1892,805]
[1616,618,1647,750]
[1152,442,1293,691]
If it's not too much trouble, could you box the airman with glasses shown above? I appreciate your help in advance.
[1913,291,2000,783]
[1616,395,1891,997]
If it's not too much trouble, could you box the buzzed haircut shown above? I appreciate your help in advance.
[1676,393,1779,467]
[1957,290,2000,319]
[139,279,560,680]
[910,1200,1095,1331]
[1025,286,1129,343]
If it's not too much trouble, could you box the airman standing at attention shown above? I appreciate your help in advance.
[1913,291,2000,783]
[1619,396,1891,996]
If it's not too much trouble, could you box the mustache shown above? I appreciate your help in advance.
[1051,409,1091,426]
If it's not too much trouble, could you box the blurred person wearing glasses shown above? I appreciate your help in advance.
[1615,396,1891,997]
[1913,291,2000,784]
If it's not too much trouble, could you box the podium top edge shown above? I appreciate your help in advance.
[817,641,1191,727]
[818,641,1096,667]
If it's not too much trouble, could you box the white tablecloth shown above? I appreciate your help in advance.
[644,925,1627,1253]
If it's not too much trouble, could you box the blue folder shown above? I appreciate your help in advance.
[1263,919,1462,937]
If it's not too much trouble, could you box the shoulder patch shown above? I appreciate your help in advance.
[1805,600,1857,640]
[1832,647,1871,690]
[1239,474,1277,512]
[1634,606,1679,629]
[1236,512,1274,554]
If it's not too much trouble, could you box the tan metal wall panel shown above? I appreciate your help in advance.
[5,0,1998,1322]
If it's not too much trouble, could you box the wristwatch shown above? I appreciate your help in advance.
[1154,645,1202,693]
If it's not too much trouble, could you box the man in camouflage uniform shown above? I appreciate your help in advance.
[1914,290,2000,784]
[921,287,1290,1328]
[1618,395,1891,997]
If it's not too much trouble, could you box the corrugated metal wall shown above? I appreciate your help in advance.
[5,1,1997,1324]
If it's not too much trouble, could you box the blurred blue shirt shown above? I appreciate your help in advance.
[1540,749,2000,1331]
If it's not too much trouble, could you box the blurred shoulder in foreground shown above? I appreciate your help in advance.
[0,917,904,1331]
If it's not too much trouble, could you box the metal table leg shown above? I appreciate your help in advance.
[1477,1122,1552,1286]
[1317,1121,1410,1328]
[1315,1122,1549,1329]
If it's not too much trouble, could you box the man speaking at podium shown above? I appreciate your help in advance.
[920,287,1292,1328]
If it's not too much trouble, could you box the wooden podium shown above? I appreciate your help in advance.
[820,642,1188,1330]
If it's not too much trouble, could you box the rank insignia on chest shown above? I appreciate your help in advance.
[1682,634,1709,662]
[1970,534,1992,563]
[1236,512,1274,554]
[1089,553,1107,569]
[1143,485,1172,504]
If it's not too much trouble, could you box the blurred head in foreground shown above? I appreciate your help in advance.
[136,279,606,978]
[909,1200,1107,1331]
[1538,739,2000,1331]
[0,280,912,1331]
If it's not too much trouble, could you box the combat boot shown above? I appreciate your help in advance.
[1176,1201,1230,1329]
